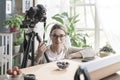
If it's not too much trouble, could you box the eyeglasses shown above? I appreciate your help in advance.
[51,34,66,39]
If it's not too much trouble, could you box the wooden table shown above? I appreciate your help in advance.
[1,58,120,80]
[21,59,81,80]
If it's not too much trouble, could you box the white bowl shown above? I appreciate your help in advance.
[56,61,70,69]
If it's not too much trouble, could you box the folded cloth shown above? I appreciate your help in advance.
[80,48,97,58]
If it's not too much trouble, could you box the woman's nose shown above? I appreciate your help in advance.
[56,37,61,41]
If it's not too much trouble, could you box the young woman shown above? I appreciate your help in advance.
[35,24,96,64]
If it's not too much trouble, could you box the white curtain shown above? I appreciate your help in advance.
[96,0,120,53]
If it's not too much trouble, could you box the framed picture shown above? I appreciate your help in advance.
[22,0,33,13]
[6,0,12,14]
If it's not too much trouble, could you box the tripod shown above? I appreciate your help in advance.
[20,4,47,68]
[21,30,41,68]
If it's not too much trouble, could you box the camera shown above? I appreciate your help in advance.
[21,4,46,28]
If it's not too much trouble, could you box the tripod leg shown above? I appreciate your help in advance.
[31,38,34,66]
[21,33,34,68]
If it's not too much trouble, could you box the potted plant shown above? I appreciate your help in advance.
[51,12,91,48]
[3,14,24,32]
[99,43,115,57]
[3,14,24,53]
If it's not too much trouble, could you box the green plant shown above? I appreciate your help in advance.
[52,12,91,47]
[100,43,115,53]
[2,14,24,45]
[13,29,24,46]
[3,14,24,29]
[13,36,23,46]
[99,43,115,57]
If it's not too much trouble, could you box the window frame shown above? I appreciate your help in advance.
[69,0,101,51]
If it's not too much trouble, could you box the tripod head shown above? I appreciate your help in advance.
[20,4,47,28]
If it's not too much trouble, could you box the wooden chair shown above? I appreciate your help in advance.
[0,33,13,75]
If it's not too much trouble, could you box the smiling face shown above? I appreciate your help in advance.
[50,24,67,48]
[50,29,66,47]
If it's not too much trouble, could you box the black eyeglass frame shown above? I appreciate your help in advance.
[51,34,66,39]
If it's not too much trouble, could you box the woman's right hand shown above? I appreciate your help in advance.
[37,42,47,57]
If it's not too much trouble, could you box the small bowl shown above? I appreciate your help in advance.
[24,74,36,80]
[56,61,70,70]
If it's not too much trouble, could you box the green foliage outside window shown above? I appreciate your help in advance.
[52,12,91,48]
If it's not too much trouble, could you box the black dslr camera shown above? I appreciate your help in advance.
[21,4,46,28]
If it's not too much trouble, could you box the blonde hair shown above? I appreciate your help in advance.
[50,24,67,35]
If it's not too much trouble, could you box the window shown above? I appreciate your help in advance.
[70,0,108,51]
[35,0,108,52]
[70,0,97,49]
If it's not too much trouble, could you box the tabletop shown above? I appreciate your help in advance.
[1,58,120,80]
[21,59,81,80]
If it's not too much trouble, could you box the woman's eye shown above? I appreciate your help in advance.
[59,35,65,37]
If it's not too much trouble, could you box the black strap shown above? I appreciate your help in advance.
[74,66,91,80]
[44,52,50,63]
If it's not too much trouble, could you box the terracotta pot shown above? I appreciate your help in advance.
[10,27,17,32]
